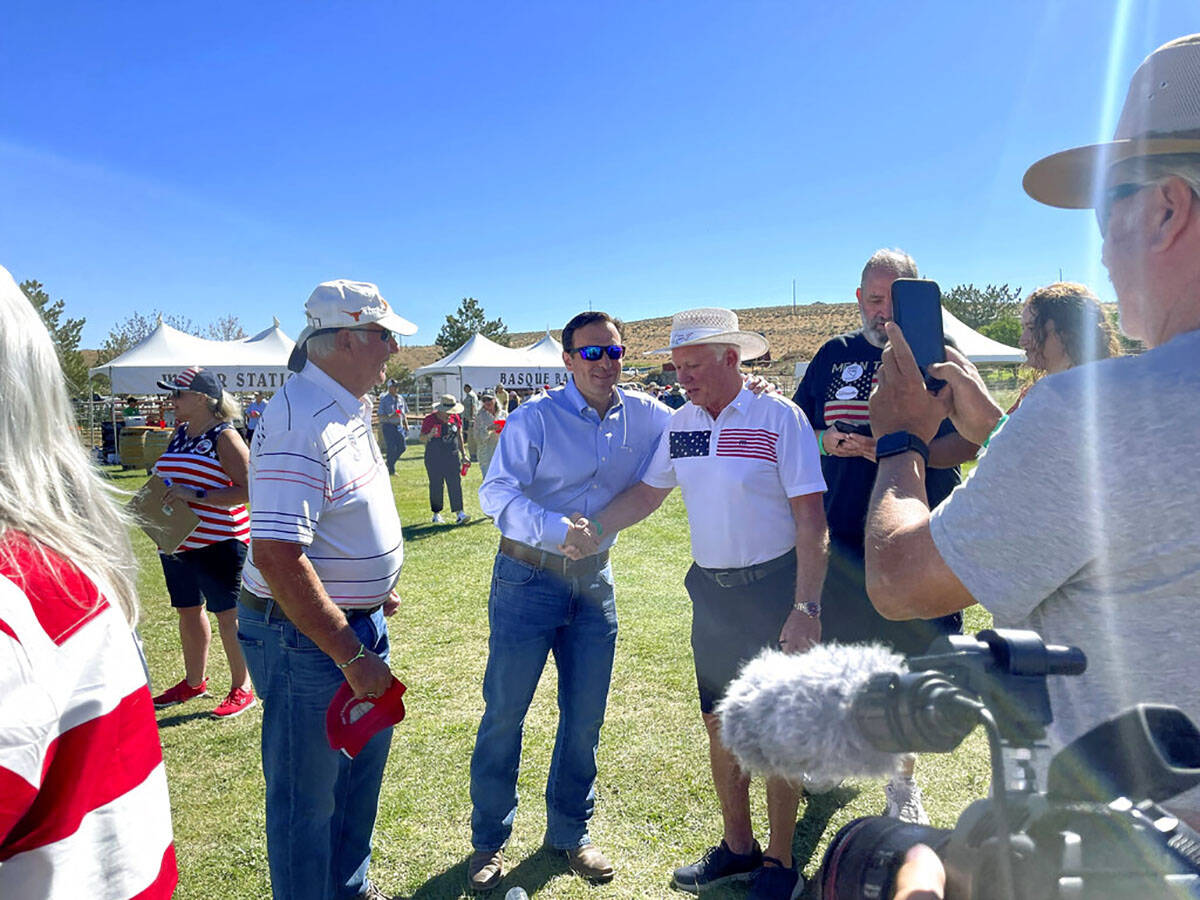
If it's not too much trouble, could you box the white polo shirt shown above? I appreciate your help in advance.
[642,387,825,569]
[241,362,404,609]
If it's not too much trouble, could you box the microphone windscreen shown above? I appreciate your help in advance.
[717,642,906,784]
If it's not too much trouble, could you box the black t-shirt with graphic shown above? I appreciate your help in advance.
[792,331,961,550]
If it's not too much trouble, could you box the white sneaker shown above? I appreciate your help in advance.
[432,513,445,524]
[456,511,469,525]
[883,777,930,824]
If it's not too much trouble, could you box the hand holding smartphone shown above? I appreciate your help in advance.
[890,278,947,391]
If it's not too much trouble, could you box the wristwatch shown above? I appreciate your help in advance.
[874,431,930,464]
[792,599,821,618]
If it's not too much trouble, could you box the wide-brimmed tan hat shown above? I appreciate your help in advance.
[435,394,464,414]
[647,307,769,361]
[1024,33,1200,208]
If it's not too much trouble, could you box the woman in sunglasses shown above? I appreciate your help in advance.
[151,366,256,719]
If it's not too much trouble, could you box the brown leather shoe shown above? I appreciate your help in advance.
[565,844,615,882]
[467,849,503,892]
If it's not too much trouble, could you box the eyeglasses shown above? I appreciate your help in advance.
[1095,181,1152,233]
[573,345,626,361]
[362,326,398,344]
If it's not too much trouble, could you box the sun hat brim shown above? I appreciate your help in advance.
[1023,136,1200,209]
[646,330,769,362]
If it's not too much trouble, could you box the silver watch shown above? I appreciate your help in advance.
[793,599,821,618]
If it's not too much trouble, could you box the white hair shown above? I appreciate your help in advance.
[711,342,741,364]
[1118,153,1200,196]
[0,267,139,625]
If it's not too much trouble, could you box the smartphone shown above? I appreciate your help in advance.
[834,420,872,437]
[891,278,946,390]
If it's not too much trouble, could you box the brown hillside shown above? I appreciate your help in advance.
[406,303,862,370]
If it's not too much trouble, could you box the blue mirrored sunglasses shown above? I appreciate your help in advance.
[574,344,625,361]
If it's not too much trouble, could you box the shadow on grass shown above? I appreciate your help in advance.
[156,709,218,728]
[404,518,491,542]
[794,783,860,898]
[402,846,569,899]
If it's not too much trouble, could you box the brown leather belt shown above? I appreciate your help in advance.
[499,536,610,577]
[238,587,383,624]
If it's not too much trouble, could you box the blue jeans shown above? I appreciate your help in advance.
[381,424,406,474]
[237,599,392,900]
[469,552,618,851]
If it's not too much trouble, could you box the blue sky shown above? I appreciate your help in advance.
[2,1,1196,348]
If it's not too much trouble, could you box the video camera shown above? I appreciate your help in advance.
[816,629,1200,899]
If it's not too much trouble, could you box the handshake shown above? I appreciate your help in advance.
[559,513,603,560]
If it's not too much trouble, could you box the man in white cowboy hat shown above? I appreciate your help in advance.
[467,311,673,891]
[564,307,828,900]
[238,279,416,900]
[865,33,1200,828]
[791,248,978,826]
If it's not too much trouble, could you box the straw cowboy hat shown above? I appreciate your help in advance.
[648,307,769,361]
[1024,33,1200,208]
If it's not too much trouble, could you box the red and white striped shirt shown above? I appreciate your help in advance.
[152,422,250,551]
[0,533,177,899]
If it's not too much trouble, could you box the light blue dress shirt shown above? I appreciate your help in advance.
[479,379,672,552]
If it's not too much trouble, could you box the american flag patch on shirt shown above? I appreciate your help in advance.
[670,430,711,458]
[716,428,779,462]
[823,360,877,425]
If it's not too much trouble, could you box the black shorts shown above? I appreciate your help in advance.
[820,537,961,657]
[159,539,247,613]
[685,551,797,714]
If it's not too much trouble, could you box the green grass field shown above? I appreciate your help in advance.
[122,441,993,899]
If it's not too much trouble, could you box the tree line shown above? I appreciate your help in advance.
[23,279,1135,400]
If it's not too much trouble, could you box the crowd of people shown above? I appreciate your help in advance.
[3,30,1200,900]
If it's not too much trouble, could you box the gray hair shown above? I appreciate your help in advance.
[1114,153,1200,197]
[0,269,139,625]
[861,248,919,287]
[305,327,373,360]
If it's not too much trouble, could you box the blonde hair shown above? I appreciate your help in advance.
[0,267,139,625]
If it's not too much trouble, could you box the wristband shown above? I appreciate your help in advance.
[194,487,208,499]
[981,413,1009,450]
[336,642,366,670]
[593,520,604,537]
[817,429,829,456]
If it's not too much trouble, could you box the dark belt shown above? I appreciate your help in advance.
[499,536,610,577]
[696,550,795,589]
[237,587,383,624]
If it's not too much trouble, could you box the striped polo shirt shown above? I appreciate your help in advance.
[241,362,404,609]
[0,533,177,899]
[151,421,250,551]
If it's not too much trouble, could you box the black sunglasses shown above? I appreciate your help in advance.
[573,344,625,361]
[1095,182,1151,233]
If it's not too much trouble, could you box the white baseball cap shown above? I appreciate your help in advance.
[289,280,418,372]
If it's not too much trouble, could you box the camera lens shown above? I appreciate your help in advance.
[818,815,951,900]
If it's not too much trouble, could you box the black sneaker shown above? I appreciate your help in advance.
[671,839,762,893]
[748,857,803,900]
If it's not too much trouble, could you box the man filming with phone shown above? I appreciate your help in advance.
[792,248,978,825]
[865,33,1200,832]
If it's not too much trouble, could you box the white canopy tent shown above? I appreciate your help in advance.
[940,306,1026,364]
[89,319,296,394]
[413,332,569,399]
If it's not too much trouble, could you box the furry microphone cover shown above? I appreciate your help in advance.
[716,642,906,785]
